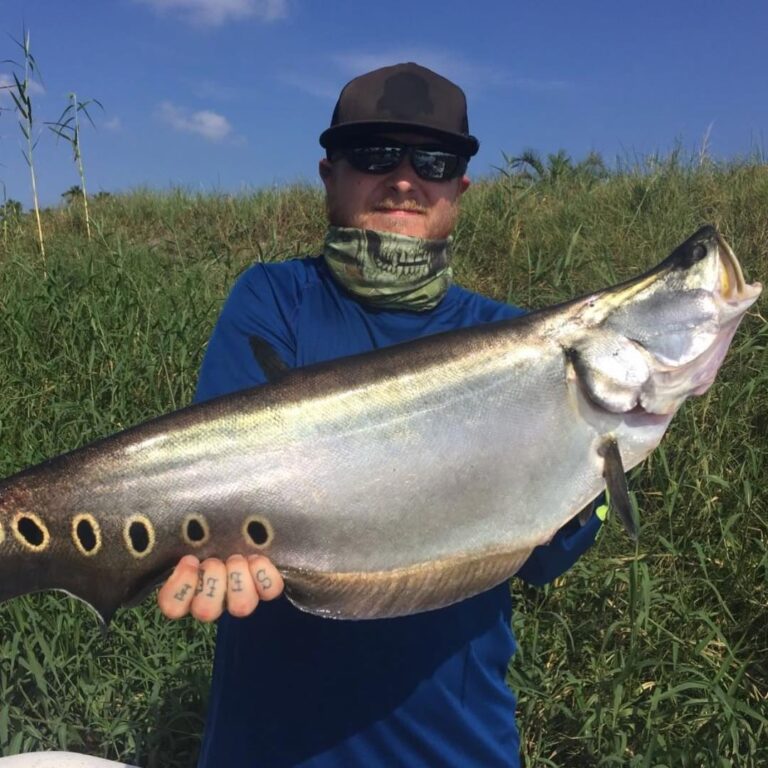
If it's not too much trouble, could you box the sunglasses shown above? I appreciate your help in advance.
[333,141,468,182]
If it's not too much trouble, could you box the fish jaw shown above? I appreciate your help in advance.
[636,228,761,412]
[564,226,761,418]
[712,230,762,319]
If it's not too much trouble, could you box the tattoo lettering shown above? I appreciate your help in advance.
[173,583,193,602]
[256,568,272,591]
[195,568,204,595]
[230,570,244,592]
[205,576,218,598]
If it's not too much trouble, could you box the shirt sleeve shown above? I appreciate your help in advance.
[195,262,303,403]
[515,498,604,586]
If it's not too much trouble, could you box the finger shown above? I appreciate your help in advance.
[190,558,228,623]
[157,555,200,620]
[248,555,284,601]
[225,554,259,618]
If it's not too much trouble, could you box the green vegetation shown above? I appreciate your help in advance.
[0,157,765,767]
[2,26,104,255]
[46,92,104,241]
[5,28,46,265]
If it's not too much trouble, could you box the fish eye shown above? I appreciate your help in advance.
[691,243,707,262]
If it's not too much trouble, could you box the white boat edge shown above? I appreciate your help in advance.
[0,753,139,767]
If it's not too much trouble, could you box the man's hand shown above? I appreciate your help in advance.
[157,554,284,622]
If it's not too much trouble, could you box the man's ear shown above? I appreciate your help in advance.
[459,174,471,194]
[319,158,333,180]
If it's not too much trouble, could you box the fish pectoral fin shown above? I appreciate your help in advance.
[281,548,533,620]
[599,437,638,540]
[248,335,289,382]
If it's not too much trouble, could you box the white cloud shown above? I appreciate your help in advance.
[329,51,568,92]
[191,78,243,102]
[136,0,287,26]
[276,71,340,101]
[0,72,46,102]
[104,116,122,131]
[0,73,14,94]
[158,101,233,141]
[277,51,567,106]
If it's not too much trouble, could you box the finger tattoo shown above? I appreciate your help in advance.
[230,570,244,592]
[205,576,218,598]
[256,568,272,590]
[173,583,193,602]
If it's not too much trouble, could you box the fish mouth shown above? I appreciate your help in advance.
[715,232,745,296]
[568,227,762,418]
[648,231,761,406]
[714,232,761,312]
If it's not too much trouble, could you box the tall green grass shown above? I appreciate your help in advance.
[0,158,765,766]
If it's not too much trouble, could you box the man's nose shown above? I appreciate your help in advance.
[390,176,415,193]
[386,158,420,192]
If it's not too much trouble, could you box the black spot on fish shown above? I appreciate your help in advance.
[18,516,44,547]
[186,517,206,542]
[246,518,270,547]
[129,521,150,553]
[76,518,97,552]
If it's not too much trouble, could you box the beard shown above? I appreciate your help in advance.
[325,195,460,240]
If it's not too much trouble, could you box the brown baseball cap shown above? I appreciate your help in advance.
[319,62,480,157]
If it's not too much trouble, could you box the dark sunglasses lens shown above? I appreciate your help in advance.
[345,146,403,174]
[411,149,464,181]
[341,144,466,180]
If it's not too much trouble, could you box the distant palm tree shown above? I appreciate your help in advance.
[62,185,82,205]
[503,148,608,186]
[1,198,23,219]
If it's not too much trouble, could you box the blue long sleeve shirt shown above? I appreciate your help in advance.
[195,256,600,768]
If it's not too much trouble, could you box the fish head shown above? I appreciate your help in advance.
[567,225,762,418]
[635,225,762,350]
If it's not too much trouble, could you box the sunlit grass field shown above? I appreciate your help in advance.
[0,157,766,767]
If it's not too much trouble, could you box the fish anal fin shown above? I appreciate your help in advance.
[281,547,533,620]
[122,566,174,610]
[599,437,638,540]
[62,563,173,631]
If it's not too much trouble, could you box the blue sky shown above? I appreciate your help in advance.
[1,0,767,208]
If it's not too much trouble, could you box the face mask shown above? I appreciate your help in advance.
[323,226,452,311]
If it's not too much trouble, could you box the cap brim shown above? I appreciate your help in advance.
[319,121,479,157]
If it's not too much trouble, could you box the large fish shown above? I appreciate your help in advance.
[0,226,761,625]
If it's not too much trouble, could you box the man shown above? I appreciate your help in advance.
[158,62,601,767]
